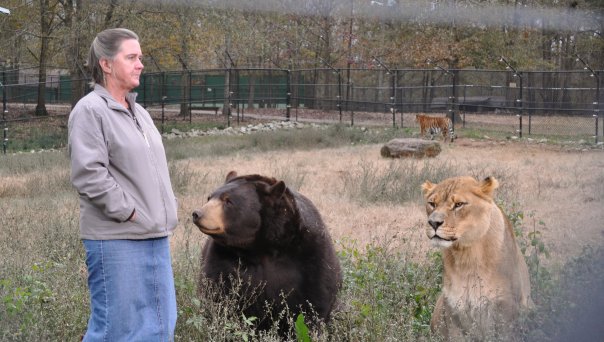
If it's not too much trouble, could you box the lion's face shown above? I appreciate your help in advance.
[421,176,499,249]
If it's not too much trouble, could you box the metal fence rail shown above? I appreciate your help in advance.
[1,67,602,153]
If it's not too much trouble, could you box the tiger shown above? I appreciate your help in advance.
[415,114,455,142]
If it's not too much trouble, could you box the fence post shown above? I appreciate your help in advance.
[189,70,193,124]
[2,63,7,155]
[142,74,147,108]
[397,70,403,129]
[337,69,342,123]
[226,68,231,127]
[517,114,522,138]
[518,72,526,135]
[372,56,397,128]
[2,126,7,155]
[285,69,291,121]
[390,72,395,128]
[596,71,604,137]
[161,96,167,134]
[451,71,456,135]
[595,71,600,143]
[500,57,525,136]
[350,81,354,127]
[2,63,7,116]
[434,65,455,134]
[595,114,599,144]
[575,55,600,143]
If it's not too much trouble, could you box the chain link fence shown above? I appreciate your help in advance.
[1,66,602,153]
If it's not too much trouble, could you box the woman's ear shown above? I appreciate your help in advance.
[100,58,112,74]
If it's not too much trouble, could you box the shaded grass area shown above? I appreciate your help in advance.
[164,124,403,160]
[1,127,602,340]
[1,115,70,152]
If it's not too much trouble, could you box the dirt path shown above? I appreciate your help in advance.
[174,137,604,265]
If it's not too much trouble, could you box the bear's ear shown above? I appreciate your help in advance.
[421,180,435,197]
[225,171,238,182]
[479,176,499,198]
[268,181,287,199]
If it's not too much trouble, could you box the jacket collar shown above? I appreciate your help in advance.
[93,84,139,114]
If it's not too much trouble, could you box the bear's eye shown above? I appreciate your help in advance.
[223,196,232,206]
[454,202,466,209]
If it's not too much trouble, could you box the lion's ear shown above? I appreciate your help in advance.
[422,181,435,196]
[480,177,499,197]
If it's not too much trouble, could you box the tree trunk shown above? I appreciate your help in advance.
[35,0,50,117]
[65,0,87,107]
[178,13,190,117]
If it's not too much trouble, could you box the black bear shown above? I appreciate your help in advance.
[192,171,342,336]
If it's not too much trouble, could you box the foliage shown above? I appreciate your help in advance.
[2,0,603,76]
[330,238,442,340]
[295,314,311,342]
[1,263,55,333]
[503,203,554,303]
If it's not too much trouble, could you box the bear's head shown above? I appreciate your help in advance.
[192,171,298,249]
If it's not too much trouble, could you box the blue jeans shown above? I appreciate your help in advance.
[82,237,177,342]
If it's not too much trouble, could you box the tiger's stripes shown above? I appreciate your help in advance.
[415,114,455,142]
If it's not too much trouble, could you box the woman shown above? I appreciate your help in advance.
[68,28,178,341]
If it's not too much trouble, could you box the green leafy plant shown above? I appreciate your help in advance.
[0,262,56,334]
[335,238,442,340]
[295,313,311,342]
[504,203,552,292]
[226,314,257,342]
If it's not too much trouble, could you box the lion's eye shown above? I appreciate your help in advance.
[454,202,466,209]
[427,201,436,209]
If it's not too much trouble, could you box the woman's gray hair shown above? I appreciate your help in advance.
[87,28,139,87]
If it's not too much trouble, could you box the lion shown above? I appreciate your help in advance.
[421,176,532,339]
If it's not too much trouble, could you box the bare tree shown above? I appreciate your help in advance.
[61,0,88,107]
[34,0,57,116]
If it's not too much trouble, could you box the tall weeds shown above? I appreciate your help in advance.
[341,159,454,204]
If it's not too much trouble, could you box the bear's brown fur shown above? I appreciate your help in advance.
[192,171,342,336]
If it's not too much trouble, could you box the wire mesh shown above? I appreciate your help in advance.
[1,67,602,152]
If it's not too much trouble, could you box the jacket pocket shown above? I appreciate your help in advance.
[132,208,153,231]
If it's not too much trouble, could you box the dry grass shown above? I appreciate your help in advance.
[174,137,604,265]
[2,125,603,340]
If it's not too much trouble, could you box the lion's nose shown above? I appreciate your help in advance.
[429,219,443,230]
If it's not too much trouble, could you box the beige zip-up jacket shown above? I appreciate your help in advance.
[68,85,178,240]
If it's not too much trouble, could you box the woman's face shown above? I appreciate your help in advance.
[103,38,144,92]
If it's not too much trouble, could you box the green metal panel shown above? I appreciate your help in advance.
[164,73,182,104]
[59,75,71,102]
[201,74,225,106]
